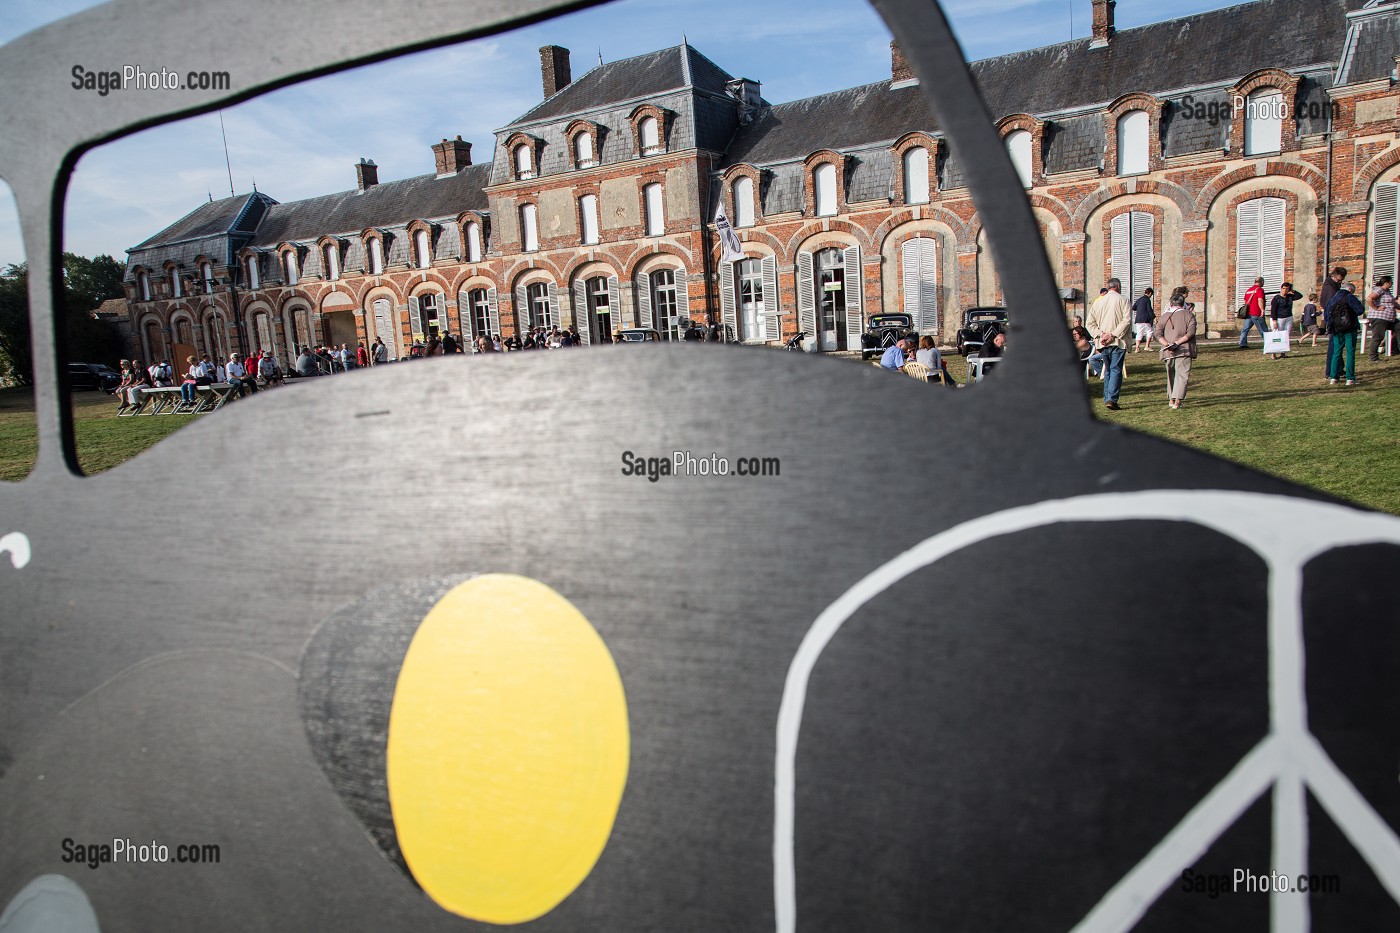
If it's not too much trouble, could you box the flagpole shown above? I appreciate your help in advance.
[219,111,235,198]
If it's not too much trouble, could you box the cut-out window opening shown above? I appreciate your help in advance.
[1117,110,1149,176]
[814,163,837,217]
[1244,88,1284,156]
[643,184,664,236]
[903,147,930,204]
[734,176,755,228]
[575,131,595,169]
[323,243,339,281]
[415,228,432,269]
[639,116,662,155]
[521,203,539,252]
[515,144,535,179]
[1006,130,1032,188]
[368,238,384,275]
[465,221,483,263]
[580,194,599,246]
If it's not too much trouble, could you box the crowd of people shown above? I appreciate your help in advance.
[112,351,281,411]
[1076,264,1395,411]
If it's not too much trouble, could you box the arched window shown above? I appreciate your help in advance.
[643,184,664,236]
[651,269,680,340]
[465,221,482,263]
[143,319,164,360]
[575,131,595,169]
[1006,130,1032,187]
[514,144,534,179]
[414,229,432,269]
[814,163,837,217]
[200,261,214,293]
[1244,88,1283,155]
[734,176,755,228]
[251,310,274,356]
[520,203,539,252]
[580,194,600,245]
[903,147,930,204]
[283,250,299,286]
[1117,110,1150,175]
[137,270,151,302]
[323,244,339,281]
[584,275,614,342]
[736,258,765,341]
[169,267,182,298]
[639,116,661,155]
[368,238,384,275]
[467,288,493,339]
[245,256,260,290]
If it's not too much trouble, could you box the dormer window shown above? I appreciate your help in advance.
[368,237,384,275]
[137,269,151,301]
[639,116,662,156]
[414,228,432,269]
[734,175,755,227]
[1244,87,1283,155]
[465,221,483,263]
[814,163,837,217]
[514,144,535,180]
[169,267,182,299]
[200,261,214,293]
[903,147,930,204]
[1006,130,1032,188]
[575,131,596,169]
[283,250,299,286]
[1116,110,1149,175]
[323,243,339,281]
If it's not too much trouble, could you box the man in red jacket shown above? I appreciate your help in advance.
[1237,276,1269,349]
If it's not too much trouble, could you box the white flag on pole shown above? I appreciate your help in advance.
[716,204,745,264]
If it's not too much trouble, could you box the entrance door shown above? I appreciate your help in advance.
[586,276,612,345]
[323,310,358,351]
[816,248,847,351]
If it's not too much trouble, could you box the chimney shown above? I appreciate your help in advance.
[890,41,916,85]
[1090,0,1115,49]
[432,136,472,176]
[355,158,378,191]
[540,45,572,98]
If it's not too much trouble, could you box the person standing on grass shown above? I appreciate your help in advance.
[1132,287,1155,353]
[1087,277,1132,410]
[1301,294,1321,347]
[1326,282,1363,386]
[1268,281,1303,359]
[1320,266,1346,379]
[1238,277,1269,349]
[1366,275,1396,361]
[1153,293,1197,410]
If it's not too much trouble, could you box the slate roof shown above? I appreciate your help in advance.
[508,43,735,127]
[130,192,273,249]
[1339,3,1400,83]
[248,163,491,247]
[723,0,1366,170]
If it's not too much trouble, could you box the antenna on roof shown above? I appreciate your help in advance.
[597,48,603,67]
[218,110,235,199]
[252,177,257,193]
[208,191,213,202]
[1068,0,1073,41]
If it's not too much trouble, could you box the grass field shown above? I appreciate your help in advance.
[2,343,1397,513]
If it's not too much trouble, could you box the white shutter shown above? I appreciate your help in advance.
[514,283,528,333]
[1131,211,1154,298]
[488,287,501,338]
[1373,183,1399,284]
[547,282,559,329]
[1235,199,1262,303]
[720,261,737,340]
[762,255,780,341]
[408,296,422,341]
[674,269,689,331]
[636,272,652,328]
[1260,198,1285,295]
[901,239,920,318]
[918,237,939,333]
[608,277,620,336]
[572,279,590,345]
[797,251,815,336]
[843,245,863,347]
[1110,212,1130,292]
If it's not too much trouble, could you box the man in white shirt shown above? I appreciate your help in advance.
[225,353,257,397]
[1086,277,1132,410]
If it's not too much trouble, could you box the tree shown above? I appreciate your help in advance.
[0,263,30,385]
[0,253,126,385]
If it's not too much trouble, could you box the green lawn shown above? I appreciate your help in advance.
[1093,340,1400,514]
[2,345,1398,515]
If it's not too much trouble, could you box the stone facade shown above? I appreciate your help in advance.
[120,0,1400,364]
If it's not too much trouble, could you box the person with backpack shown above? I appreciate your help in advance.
[1325,281,1363,386]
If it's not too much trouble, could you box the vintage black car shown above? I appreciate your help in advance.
[954,307,1008,356]
[67,362,121,392]
[617,328,660,343]
[860,312,917,360]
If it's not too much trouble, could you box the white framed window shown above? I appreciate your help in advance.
[814,162,837,217]
[651,268,680,340]
[580,194,599,245]
[368,238,384,275]
[169,267,182,298]
[526,281,552,329]
[1006,130,1032,187]
[1117,110,1150,175]
[1235,197,1285,302]
[514,144,534,179]
[575,131,595,168]
[284,250,299,286]
[245,257,259,290]
[1244,88,1284,156]
[734,176,755,228]
[419,292,443,337]
[414,229,432,270]
[1110,210,1155,300]
[521,203,539,252]
[200,261,213,293]
[323,244,339,281]
[465,221,483,263]
[737,258,765,341]
[639,116,662,155]
[138,270,150,301]
[903,147,930,204]
[643,184,664,236]
[468,288,493,338]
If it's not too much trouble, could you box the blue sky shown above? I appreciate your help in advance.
[0,0,1247,271]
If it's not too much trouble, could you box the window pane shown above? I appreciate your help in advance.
[1117,110,1149,175]
[522,204,538,251]
[640,116,660,153]
[1006,130,1032,188]
[814,163,836,216]
[581,194,599,245]
[903,147,929,204]
[1245,89,1283,155]
[575,132,592,166]
[644,184,664,236]
[735,176,754,227]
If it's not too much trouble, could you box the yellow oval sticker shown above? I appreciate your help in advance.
[386,574,629,924]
